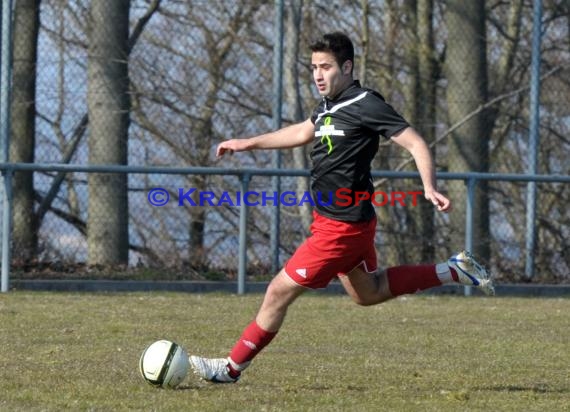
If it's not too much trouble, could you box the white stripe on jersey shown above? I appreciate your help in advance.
[315,91,368,123]
[315,129,345,137]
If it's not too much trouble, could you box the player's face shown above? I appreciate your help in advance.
[311,51,352,98]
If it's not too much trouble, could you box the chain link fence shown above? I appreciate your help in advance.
[4,0,569,284]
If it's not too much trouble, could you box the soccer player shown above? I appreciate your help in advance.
[189,32,494,383]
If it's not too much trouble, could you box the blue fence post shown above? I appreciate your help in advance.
[270,0,284,274]
[0,0,14,293]
[238,173,251,295]
[525,0,543,279]
[464,177,476,296]
[1,168,13,293]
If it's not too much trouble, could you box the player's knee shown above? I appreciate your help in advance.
[263,276,302,310]
[351,294,378,306]
[351,292,389,306]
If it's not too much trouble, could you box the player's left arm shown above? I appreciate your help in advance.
[390,127,452,212]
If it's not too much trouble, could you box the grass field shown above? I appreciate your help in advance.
[0,291,568,412]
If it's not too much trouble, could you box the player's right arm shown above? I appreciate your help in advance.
[216,118,314,157]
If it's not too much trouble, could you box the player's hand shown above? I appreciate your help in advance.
[216,139,246,157]
[425,190,452,212]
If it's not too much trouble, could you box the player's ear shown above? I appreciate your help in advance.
[342,60,352,75]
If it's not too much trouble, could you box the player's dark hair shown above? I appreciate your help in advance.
[310,32,354,72]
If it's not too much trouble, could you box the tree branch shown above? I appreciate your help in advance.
[37,0,163,225]
[373,64,565,189]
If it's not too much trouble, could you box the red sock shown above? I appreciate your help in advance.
[386,264,444,297]
[450,268,459,282]
[228,320,277,375]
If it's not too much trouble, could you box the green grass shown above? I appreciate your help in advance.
[0,292,568,411]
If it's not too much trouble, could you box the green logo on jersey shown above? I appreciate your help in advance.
[321,116,334,155]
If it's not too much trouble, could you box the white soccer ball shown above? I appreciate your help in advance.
[139,340,189,389]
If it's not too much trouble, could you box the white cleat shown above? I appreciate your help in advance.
[448,250,495,296]
[189,356,238,383]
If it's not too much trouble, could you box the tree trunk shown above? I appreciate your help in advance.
[445,1,490,259]
[400,0,438,263]
[373,0,400,266]
[358,0,370,86]
[284,0,311,232]
[10,0,40,264]
[416,0,437,262]
[87,0,130,265]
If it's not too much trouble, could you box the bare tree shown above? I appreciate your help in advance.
[10,0,41,264]
[445,0,490,259]
[87,0,130,265]
[130,1,268,269]
[358,0,370,86]
[20,0,567,281]
[415,0,439,262]
[400,0,439,262]
[284,0,312,232]
[373,0,403,266]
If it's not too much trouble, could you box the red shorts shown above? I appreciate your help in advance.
[284,211,377,289]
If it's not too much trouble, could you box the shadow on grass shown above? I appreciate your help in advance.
[477,384,568,394]
[171,384,204,391]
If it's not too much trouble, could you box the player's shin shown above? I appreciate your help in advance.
[227,320,278,377]
[386,264,450,297]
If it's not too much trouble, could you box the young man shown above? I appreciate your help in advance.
[189,32,494,383]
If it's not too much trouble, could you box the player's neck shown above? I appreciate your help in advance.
[327,78,355,101]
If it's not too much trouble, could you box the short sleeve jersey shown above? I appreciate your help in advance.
[310,81,409,222]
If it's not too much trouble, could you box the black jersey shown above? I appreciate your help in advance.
[309,81,409,222]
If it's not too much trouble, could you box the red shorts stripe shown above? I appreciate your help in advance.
[284,211,377,289]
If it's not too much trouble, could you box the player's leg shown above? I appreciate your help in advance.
[339,267,392,306]
[254,268,307,331]
[225,269,306,376]
[341,252,494,306]
[189,269,306,383]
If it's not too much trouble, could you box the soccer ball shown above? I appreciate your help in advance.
[139,340,189,389]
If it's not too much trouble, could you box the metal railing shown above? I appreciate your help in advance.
[1,162,569,294]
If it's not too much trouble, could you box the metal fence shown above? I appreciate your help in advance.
[1,162,569,293]
[0,1,569,292]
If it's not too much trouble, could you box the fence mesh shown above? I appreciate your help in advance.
[5,0,570,283]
